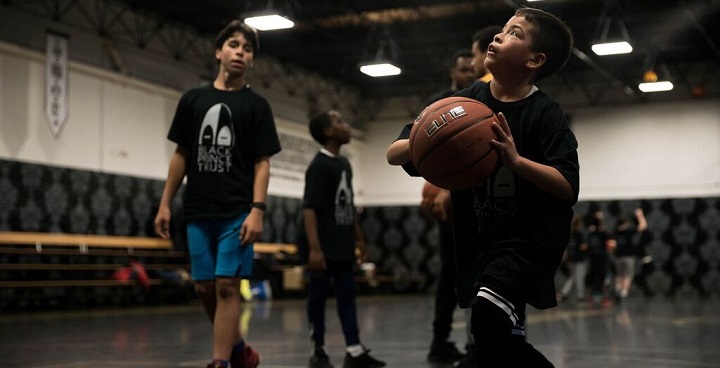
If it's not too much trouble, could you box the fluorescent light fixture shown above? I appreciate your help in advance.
[638,81,674,92]
[243,14,294,31]
[591,41,633,56]
[359,62,402,77]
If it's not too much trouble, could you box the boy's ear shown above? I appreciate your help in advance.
[527,51,546,70]
[323,125,334,138]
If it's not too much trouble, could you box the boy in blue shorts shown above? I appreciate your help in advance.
[387,7,579,367]
[155,20,281,368]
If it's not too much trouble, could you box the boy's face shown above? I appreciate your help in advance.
[326,111,351,144]
[215,32,255,76]
[485,15,542,77]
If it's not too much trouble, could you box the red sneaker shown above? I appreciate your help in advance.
[206,361,228,368]
[230,344,260,368]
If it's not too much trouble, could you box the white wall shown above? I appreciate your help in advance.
[0,41,179,178]
[572,100,720,200]
[359,96,720,205]
[0,41,362,201]
[2,40,720,207]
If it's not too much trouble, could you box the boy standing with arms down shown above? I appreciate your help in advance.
[387,8,579,366]
[300,111,386,368]
[154,21,281,368]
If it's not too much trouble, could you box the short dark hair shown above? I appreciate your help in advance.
[449,48,473,69]
[215,20,259,52]
[515,7,573,82]
[472,26,502,53]
[309,111,332,145]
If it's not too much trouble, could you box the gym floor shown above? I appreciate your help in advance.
[1,294,718,368]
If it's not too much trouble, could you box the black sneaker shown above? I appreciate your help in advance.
[454,355,477,368]
[310,347,335,368]
[427,341,465,363]
[343,348,386,368]
[453,344,476,368]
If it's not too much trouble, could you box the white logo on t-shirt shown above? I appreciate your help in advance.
[197,103,234,173]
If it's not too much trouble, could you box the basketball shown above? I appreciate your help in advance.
[409,97,500,190]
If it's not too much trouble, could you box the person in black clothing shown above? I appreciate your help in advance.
[154,21,281,368]
[423,48,474,365]
[426,48,476,104]
[613,208,647,302]
[454,25,502,368]
[558,215,589,303]
[388,8,578,367]
[586,211,614,305]
[300,110,386,368]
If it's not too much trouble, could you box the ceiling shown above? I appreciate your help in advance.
[5,0,715,110]
[113,0,720,108]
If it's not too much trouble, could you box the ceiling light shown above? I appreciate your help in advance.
[591,41,633,56]
[638,81,674,93]
[243,14,294,31]
[359,62,402,77]
[592,12,633,56]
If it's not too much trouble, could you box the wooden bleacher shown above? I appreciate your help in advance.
[0,231,297,309]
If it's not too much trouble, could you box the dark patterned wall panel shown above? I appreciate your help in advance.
[0,159,304,244]
[3,159,719,297]
[359,206,439,291]
[363,198,720,297]
[0,159,181,237]
[570,198,720,298]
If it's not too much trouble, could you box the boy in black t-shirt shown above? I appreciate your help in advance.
[300,111,385,368]
[154,20,281,368]
[387,7,579,367]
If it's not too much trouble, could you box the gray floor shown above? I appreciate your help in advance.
[1,294,719,368]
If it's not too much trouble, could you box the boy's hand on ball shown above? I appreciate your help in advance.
[491,112,520,167]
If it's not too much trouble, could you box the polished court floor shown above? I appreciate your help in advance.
[1,294,718,368]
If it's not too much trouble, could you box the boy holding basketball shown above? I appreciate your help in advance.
[386,7,579,367]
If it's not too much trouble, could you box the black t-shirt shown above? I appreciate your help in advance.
[412,82,580,309]
[426,89,455,106]
[614,226,639,257]
[298,151,357,262]
[567,230,588,262]
[167,84,281,220]
[586,229,611,257]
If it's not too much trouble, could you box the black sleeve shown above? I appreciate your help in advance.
[167,92,193,149]
[302,159,327,209]
[394,123,421,177]
[540,103,580,203]
[253,98,282,159]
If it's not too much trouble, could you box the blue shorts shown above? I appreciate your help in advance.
[186,214,254,281]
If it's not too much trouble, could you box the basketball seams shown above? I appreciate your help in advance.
[425,148,497,181]
[409,97,479,152]
[415,115,495,165]
[409,97,500,190]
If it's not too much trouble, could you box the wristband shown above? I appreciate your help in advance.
[250,202,267,210]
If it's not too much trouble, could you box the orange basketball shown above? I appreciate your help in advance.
[409,97,500,190]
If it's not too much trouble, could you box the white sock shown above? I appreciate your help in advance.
[346,344,365,357]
